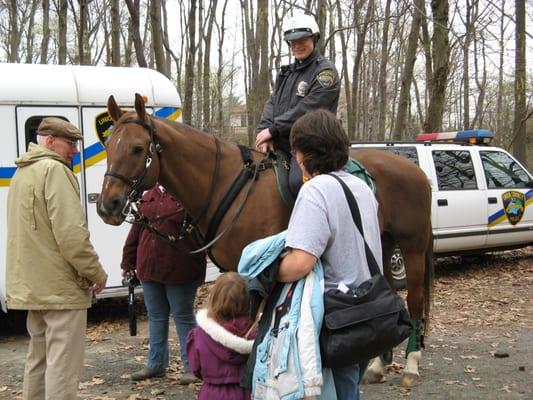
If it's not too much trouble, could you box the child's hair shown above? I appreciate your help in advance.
[207,272,250,322]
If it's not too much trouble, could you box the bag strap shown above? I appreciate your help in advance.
[328,173,381,277]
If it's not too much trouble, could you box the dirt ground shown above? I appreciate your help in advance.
[1,247,532,399]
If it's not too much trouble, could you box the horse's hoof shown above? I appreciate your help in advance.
[361,369,386,384]
[401,372,420,387]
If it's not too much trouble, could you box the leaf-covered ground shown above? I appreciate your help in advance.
[1,247,531,399]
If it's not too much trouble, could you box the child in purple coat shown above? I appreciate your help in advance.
[186,272,256,400]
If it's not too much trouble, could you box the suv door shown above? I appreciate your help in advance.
[431,149,488,253]
[480,150,533,248]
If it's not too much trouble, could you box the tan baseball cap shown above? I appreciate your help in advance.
[37,117,83,140]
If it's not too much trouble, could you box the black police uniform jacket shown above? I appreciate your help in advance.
[256,50,341,154]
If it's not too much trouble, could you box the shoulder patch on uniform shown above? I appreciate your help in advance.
[317,69,335,88]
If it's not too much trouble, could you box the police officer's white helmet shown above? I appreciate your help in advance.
[283,13,320,42]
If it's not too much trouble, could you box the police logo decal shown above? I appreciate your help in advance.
[95,111,116,145]
[502,190,525,225]
[317,69,335,88]
[296,81,308,97]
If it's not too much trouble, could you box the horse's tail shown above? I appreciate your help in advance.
[423,227,434,336]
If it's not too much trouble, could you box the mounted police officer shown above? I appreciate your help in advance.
[255,13,341,194]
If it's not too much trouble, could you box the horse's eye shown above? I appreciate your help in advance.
[132,146,144,155]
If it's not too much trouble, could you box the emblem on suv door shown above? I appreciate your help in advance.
[502,190,525,225]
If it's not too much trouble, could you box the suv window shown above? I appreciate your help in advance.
[432,150,477,190]
[481,150,531,189]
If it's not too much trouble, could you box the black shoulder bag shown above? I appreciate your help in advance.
[319,174,412,368]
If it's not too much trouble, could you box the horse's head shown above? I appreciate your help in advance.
[97,93,161,225]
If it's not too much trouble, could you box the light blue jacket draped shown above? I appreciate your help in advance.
[238,231,336,400]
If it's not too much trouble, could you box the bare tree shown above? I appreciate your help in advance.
[393,0,424,139]
[241,0,269,145]
[110,0,120,66]
[215,0,230,136]
[24,0,39,63]
[125,0,147,67]
[423,0,450,132]
[7,0,22,62]
[40,0,50,63]
[377,0,392,140]
[513,0,527,167]
[57,0,68,64]
[73,0,91,65]
[182,0,197,125]
[150,0,169,77]
[202,0,218,131]
[350,0,373,140]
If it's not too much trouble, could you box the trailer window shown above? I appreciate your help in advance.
[24,116,70,151]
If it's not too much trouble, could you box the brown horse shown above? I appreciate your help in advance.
[97,94,433,386]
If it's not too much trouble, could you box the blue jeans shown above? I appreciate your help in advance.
[141,280,200,372]
[332,361,368,400]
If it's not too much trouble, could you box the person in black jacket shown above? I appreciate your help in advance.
[255,13,340,155]
[255,13,340,193]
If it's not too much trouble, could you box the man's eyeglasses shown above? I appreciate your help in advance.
[58,137,79,149]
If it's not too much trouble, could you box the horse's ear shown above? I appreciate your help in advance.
[107,95,124,122]
[135,93,147,121]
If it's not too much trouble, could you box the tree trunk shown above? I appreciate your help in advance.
[495,0,505,147]
[58,0,68,64]
[202,0,218,131]
[336,0,352,136]
[7,0,21,62]
[255,0,270,141]
[25,0,39,63]
[512,0,527,168]
[216,0,229,136]
[125,0,148,67]
[110,0,120,66]
[40,0,50,63]
[194,0,205,128]
[377,0,392,140]
[350,0,373,140]
[424,0,450,132]
[183,0,197,125]
[150,0,169,77]
[77,0,90,65]
[462,0,473,130]
[393,0,424,139]
[471,34,487,128]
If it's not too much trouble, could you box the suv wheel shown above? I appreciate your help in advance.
[391,247,406,289]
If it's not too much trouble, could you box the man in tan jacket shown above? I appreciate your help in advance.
[6,117,108,400]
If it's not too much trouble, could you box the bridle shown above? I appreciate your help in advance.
[104,117,161,215]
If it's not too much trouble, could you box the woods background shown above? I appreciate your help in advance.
[0,0,531,168]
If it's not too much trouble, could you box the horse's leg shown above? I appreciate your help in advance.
[400,248,426,387]
[362,234,395,385]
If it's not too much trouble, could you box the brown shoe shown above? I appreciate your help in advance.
[131,367,166,381]
[179,372,200,385]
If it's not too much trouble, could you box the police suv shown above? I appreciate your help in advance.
[351,130,533,287]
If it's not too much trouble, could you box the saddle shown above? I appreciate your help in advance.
[270,151,376,209]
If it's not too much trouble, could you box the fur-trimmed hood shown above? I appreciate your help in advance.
[196,309,255,356]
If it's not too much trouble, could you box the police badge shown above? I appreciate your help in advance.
[95,111,116,145]
[296,81,308,97]
[502,190,525,225]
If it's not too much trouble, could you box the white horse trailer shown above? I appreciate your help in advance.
[0,63,183,313]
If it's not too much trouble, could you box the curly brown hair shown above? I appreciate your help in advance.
[207,272,250,322]
[289,109,349,175]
